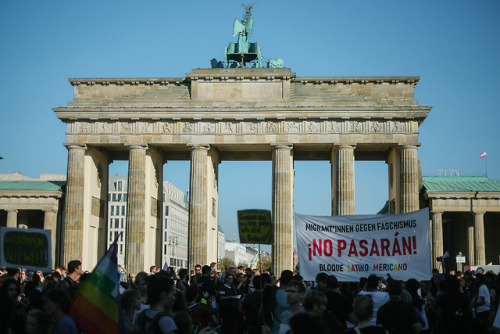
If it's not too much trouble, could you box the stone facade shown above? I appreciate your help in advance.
[55,68,430,273]
[421,176,500,269]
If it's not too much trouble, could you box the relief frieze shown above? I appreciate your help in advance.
[370,121,384,133]
[286,121,300,133]
[97,122,113,133]
[264,121,278,133]
[137,122,153,133]
[120,122,133,133]
[305,121,321,133]
[182,123,194,133]
[161,122,173,133]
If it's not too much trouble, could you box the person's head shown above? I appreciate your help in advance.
[387,280,402,297]
[150,266,159,274]
[225,273,235,285]
[353,295,374,322]
[315,272,328,291]
[194,264,201,274]
[302,289,327,316]
[237,265,244,273]
[134,271,149,294]
[67,260,82,276]
[51,271,62,282]
[326,274,339,290]
[286,280,306,305]
[279,270,294,288]
[0,277,21,301]
[26,310,49,334]
[202,265,211,275]
[121,289,141,311]
[6,267,21,280]
[444,274,460,293]
[43,288,72,316]
[227,266,237,277]
[178,268,188,281]
[146,275,176,309]
[366,274,379,290]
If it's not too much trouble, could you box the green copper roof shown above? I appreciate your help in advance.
[422,176,500,193]
[0,181,63,191]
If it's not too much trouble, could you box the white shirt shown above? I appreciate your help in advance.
[358,290,390,326]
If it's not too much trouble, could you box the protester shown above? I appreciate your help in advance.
[278,280,305,334]
[137,275,178,333]
[376,280,422,334]
[43,288,78,334]
[0,277,24,333]
[26,310,50,334]
[358,274,390,326]
[345,295,387,334]
[121,289,142,334]
[218,271,240,334]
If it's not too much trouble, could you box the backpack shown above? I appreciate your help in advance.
[137,309,168,334]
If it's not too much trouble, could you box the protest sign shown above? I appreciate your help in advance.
[238,209,273,244]
[0,227,52,272]
[296,208,431,281]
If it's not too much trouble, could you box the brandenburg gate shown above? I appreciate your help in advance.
[54,68,431,274]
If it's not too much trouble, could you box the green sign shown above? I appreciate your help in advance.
[0,228,52,272]
[237,209,273,244]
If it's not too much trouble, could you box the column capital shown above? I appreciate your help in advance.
[187,144,210,151]
[125,143,148,150]
[399,144,420,150]
[64,143,87,150]
[43,208,59,214]
[333,144,356,150]
[474,211,486,216]
[271,143,293,150]
[6,208,18,213]
[432,210,444,215]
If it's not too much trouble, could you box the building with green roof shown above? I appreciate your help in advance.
[0,173,65,266]
[421,176,500,270]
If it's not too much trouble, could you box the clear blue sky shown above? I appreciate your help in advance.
[1,0,499,245]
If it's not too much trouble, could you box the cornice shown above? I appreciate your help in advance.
[68,75,420,86]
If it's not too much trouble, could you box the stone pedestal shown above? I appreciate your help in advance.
[331,145,355,215]
[271,145,294,275]
[400,145,419,213]
[474,212,486,265]
[432,211,443,270]
[63,144,86,265]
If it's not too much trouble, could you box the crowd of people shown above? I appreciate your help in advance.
[1,262,500,334]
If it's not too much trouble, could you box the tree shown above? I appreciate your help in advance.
[219,257,235,272]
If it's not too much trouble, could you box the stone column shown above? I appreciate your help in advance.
[6,209,18,228]
[331,145,355,215]
[432,211,443,270]
[188,145,209,270]
[271,144,294,275]
[44,209,58,268]
[400,145,419,213]
[63,143,86,265]
[467,219,475,266]
[125,144,148,275]
[474,211,486,265]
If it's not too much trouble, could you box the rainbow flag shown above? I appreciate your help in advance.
[69,235,124,334]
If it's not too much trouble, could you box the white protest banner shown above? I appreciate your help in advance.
[296,208,431,281]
